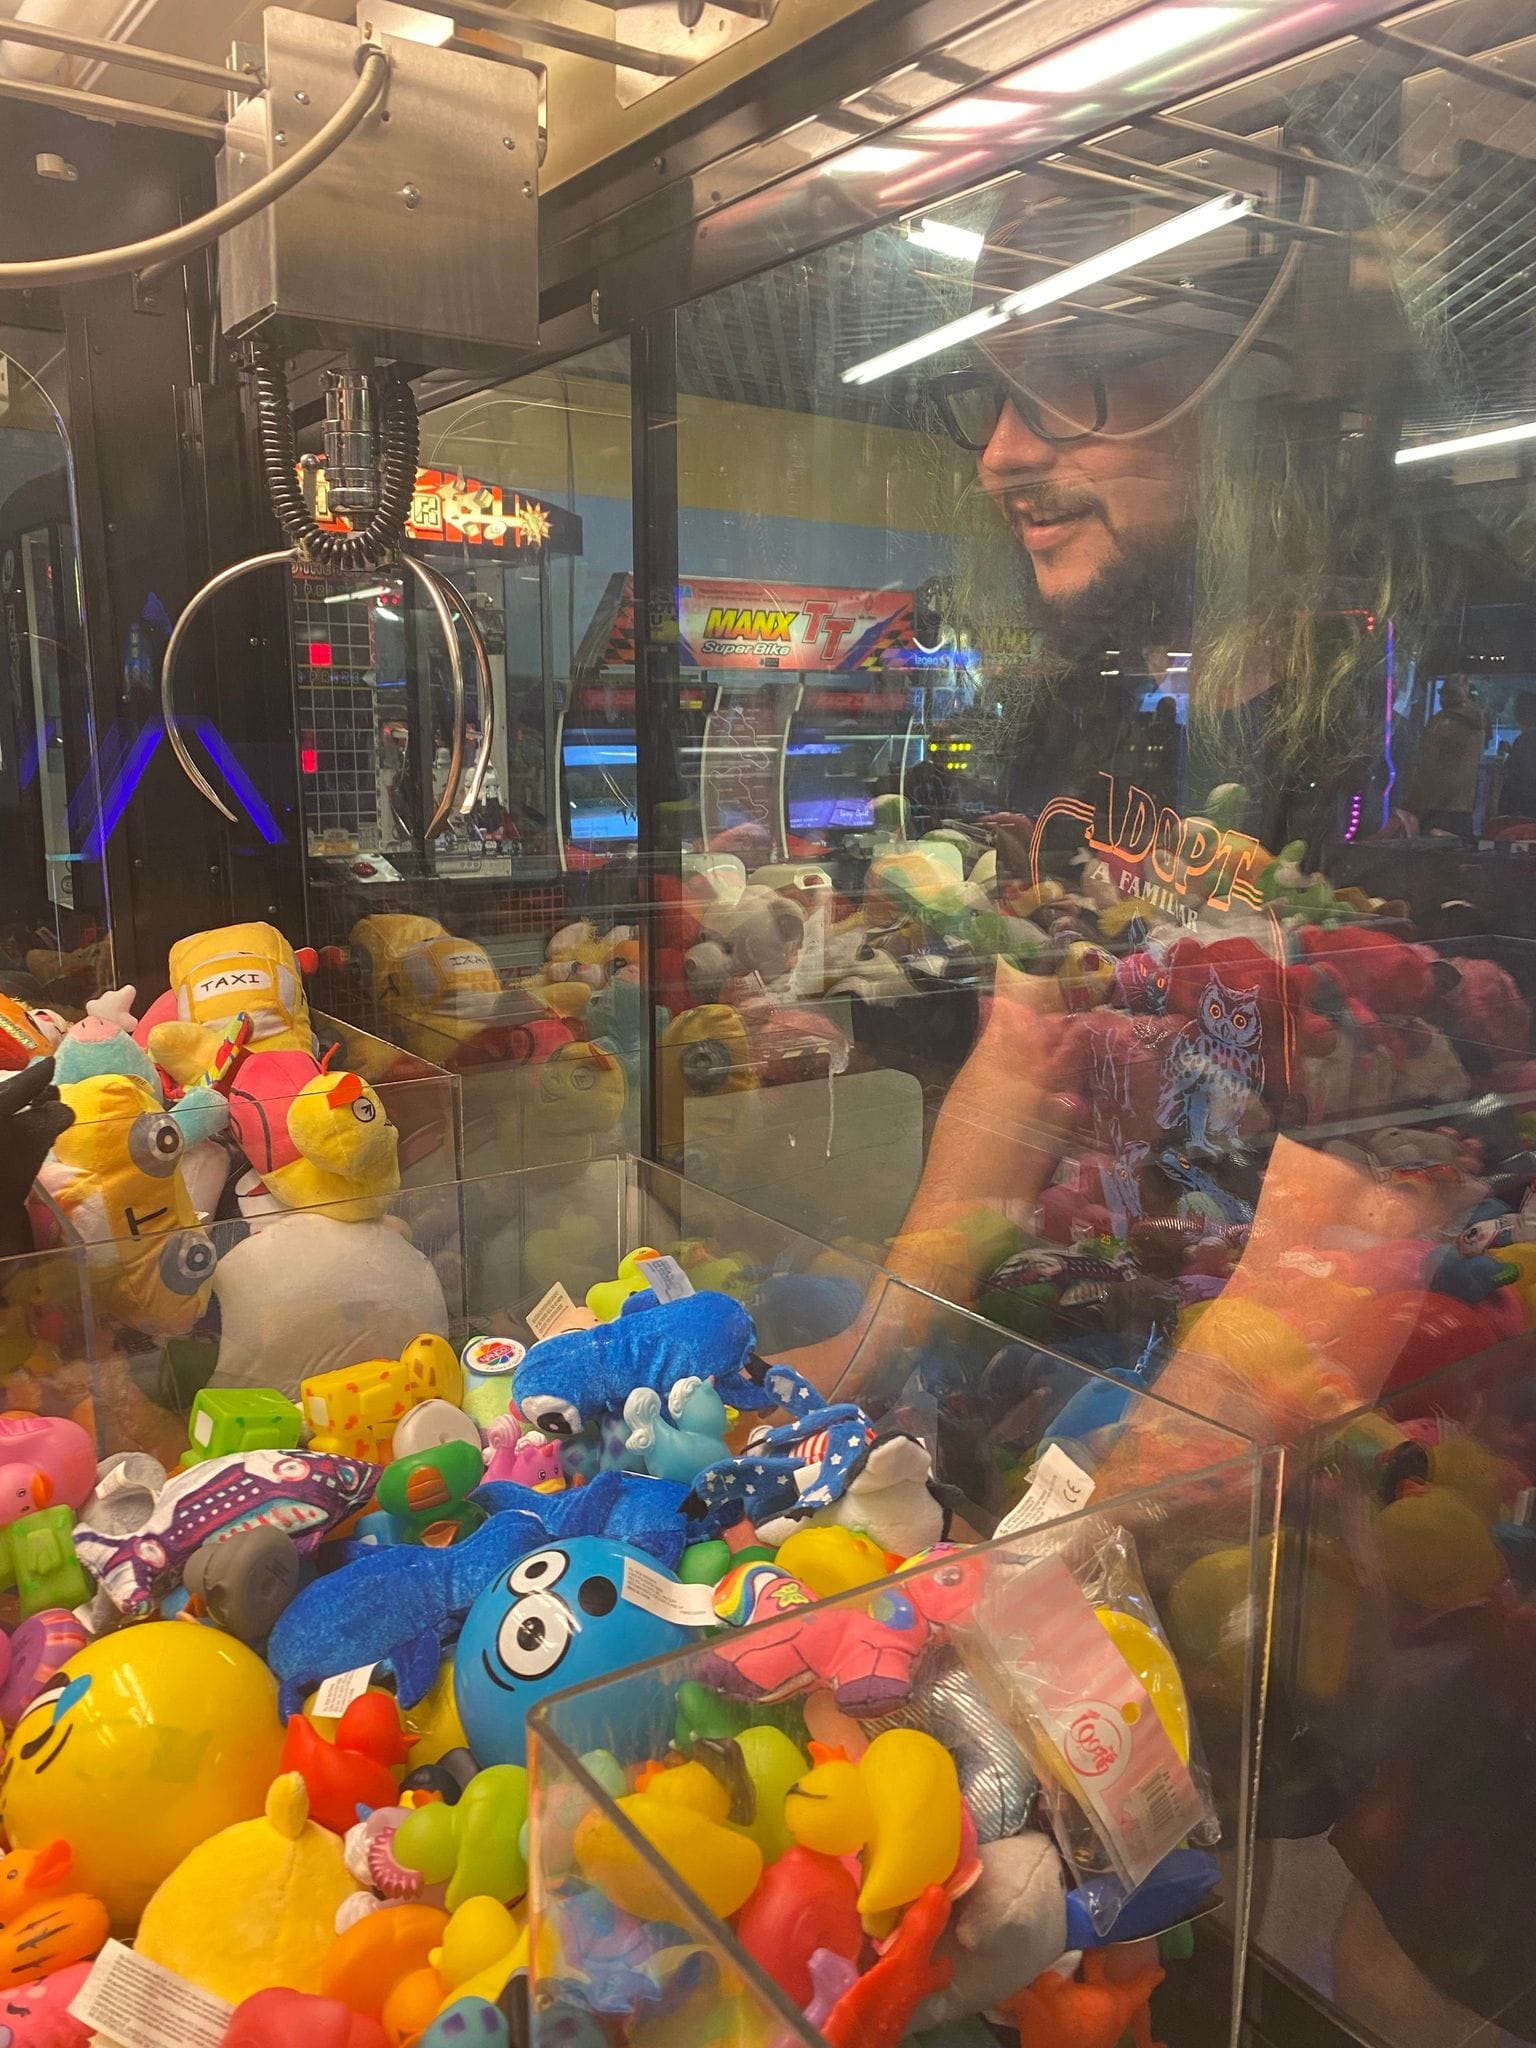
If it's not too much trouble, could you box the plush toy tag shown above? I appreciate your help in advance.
[621,1556,719,1627]
[69,1940,232,2048]
[313,1662,377,1717]
[637,1254,693,1304]
[527,1281,577,1342]
[992,1444,1094,1538]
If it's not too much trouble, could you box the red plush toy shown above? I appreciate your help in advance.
[1295,927,1442,1061]
[1164,935,1336,1074]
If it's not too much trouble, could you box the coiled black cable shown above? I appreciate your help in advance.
[250,345,419,570]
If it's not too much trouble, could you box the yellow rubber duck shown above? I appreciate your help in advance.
[784,1728,961,1933]
[574,1760,763,1921]
[431,1895,529,2014]
[135,1772,358,2003]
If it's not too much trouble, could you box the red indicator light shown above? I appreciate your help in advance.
[301,748,318,774]
[307,640,332,666]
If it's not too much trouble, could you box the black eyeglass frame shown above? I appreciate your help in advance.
[923,362,1109,452]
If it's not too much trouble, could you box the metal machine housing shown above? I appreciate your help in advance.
[219,8,539,369]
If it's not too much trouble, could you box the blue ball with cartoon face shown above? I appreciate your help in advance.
[453,1537,691,1766]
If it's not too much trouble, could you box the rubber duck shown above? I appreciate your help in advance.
[586,1249,663,1321]
[784,1728,962,1933]
[0,1841,108,1992]
[574,1759,763,1920]
[135,1773,360,2002]
[392,1764,530,1910]
[431,1895,529,2014]
[280,1693,417,1836]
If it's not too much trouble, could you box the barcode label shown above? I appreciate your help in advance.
[1126,1761,1203,1867]
[527,1281,577,1341]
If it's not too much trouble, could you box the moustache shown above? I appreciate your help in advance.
[991,481,1102,522]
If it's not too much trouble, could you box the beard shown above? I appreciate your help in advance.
[1024,513,1198,660]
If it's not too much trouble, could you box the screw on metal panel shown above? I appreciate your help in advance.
[294,89,310,104]
[590,290,601,324]
[402,184,420,208]
[274,130,287,145]
[503,135,516,149]
[522,180,533,197]
[652,154,665,171]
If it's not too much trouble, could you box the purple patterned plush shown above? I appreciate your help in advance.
[73,1449,378,1616]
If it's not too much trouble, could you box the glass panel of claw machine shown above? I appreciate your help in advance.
[304,347,644,1177]
[0,330,109,1022]
[649,11,1536,2048]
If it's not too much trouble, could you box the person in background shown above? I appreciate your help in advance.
[1408,675,1485,837]
[1498,690,1536,821]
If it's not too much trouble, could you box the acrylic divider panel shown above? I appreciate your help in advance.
[1250,1336,1536,2048]
[526,1457,1273,2048]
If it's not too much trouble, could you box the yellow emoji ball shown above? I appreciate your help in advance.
[0,1623,283,1931]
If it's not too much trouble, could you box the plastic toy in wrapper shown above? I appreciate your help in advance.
[980,1526,1216,1934]
[0,997,58,1075]
[0,1624,285,1929]
[33,1071,217,1338]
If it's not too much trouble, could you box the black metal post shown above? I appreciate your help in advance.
[630,315,682,1166]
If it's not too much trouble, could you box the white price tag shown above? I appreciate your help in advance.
[69,1941,232,2048]
[621,1556,719,1628]
[526,1281,577,1342]
[312,1663,376,1717]
[992,1444,1095,1540]
[636,1254,694,1304]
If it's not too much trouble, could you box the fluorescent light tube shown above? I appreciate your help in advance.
[843,188,1252,384]
[908,218,986,260]
[324,583,393,604]
[1006,7,1243,95]
[1395,420,1536,465]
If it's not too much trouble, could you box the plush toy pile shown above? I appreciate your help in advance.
[0,1192,1232,2048]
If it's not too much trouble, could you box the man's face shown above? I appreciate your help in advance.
[976,346,1202,622]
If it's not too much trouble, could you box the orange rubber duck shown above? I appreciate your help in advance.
[0,1840,109,1989]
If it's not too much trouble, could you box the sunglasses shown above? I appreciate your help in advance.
[924,362,1109,452]
[922,335,1238,453]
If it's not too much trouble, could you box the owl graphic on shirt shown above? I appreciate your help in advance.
[1157,970,1264,1157]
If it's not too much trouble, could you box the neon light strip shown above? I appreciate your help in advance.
[192,720,284,846]
[81,720,164,860]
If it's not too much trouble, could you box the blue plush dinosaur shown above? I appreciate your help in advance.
[267,1469,712,1716]
[510,1290,774,1440]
